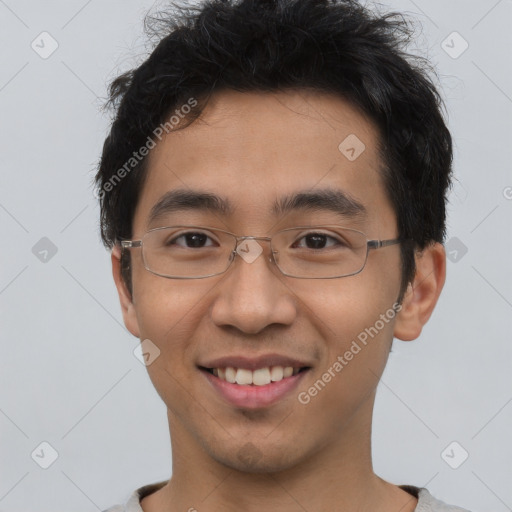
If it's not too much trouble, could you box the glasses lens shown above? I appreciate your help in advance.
[142,227,235,278]
[272,226,368,278]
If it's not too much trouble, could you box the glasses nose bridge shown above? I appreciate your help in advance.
[235,234,273,244]
[230,234,277,267]
[233,235,275,255]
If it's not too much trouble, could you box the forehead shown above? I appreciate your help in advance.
[133,89,394,234]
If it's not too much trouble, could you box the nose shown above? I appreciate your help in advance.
[210,240,298,334]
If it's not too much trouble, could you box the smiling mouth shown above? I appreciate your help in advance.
[199,365,310,386]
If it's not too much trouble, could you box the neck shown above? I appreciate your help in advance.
[142,393,416,512]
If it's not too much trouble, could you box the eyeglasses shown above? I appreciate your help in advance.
[120,225,403,279]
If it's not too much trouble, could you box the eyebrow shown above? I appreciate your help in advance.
[272,189,367,219]
[148,189,233,224]
[147,187,366,224]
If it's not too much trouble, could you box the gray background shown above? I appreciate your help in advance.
[0,0,511,510]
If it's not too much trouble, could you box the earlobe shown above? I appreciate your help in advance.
[111,246,141,338]
[393,242,446,342]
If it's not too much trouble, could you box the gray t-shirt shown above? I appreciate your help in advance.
[102,481,471,511]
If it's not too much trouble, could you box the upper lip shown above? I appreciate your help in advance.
[198,354,311,371]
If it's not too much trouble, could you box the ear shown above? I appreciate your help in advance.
[393,242,446,341]
[111,245,140,338]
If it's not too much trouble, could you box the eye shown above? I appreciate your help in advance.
[168,231,216,248]
[292,232,345,250]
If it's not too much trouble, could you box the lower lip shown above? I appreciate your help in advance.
[201,369,309,409]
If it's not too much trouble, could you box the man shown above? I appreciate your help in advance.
[97,0,469,510]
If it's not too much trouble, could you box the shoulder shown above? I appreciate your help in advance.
[102,480,168,512]
[401,485,471,512]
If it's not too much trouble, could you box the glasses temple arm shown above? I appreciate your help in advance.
[120,240,142,249]
[367,238,403,250]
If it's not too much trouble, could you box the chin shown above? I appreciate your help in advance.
[207,439,306,474]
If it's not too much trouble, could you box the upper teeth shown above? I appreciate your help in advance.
[213,366,299,386]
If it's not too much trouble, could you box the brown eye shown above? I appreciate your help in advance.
[303,234,328,249]
[293,232,344,249]
[169,232,215,248]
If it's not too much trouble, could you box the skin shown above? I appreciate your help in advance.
[111,89,446,511]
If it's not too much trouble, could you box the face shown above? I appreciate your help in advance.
[119,89,405,472]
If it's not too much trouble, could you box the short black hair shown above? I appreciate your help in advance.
[95,0,453,302]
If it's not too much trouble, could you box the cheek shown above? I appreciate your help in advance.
[291,277,397,411]
[131,281,211,414]
[311,288,396,378]
[288,268,399,336]
[132,275,212,367]
[296,326,396,438]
